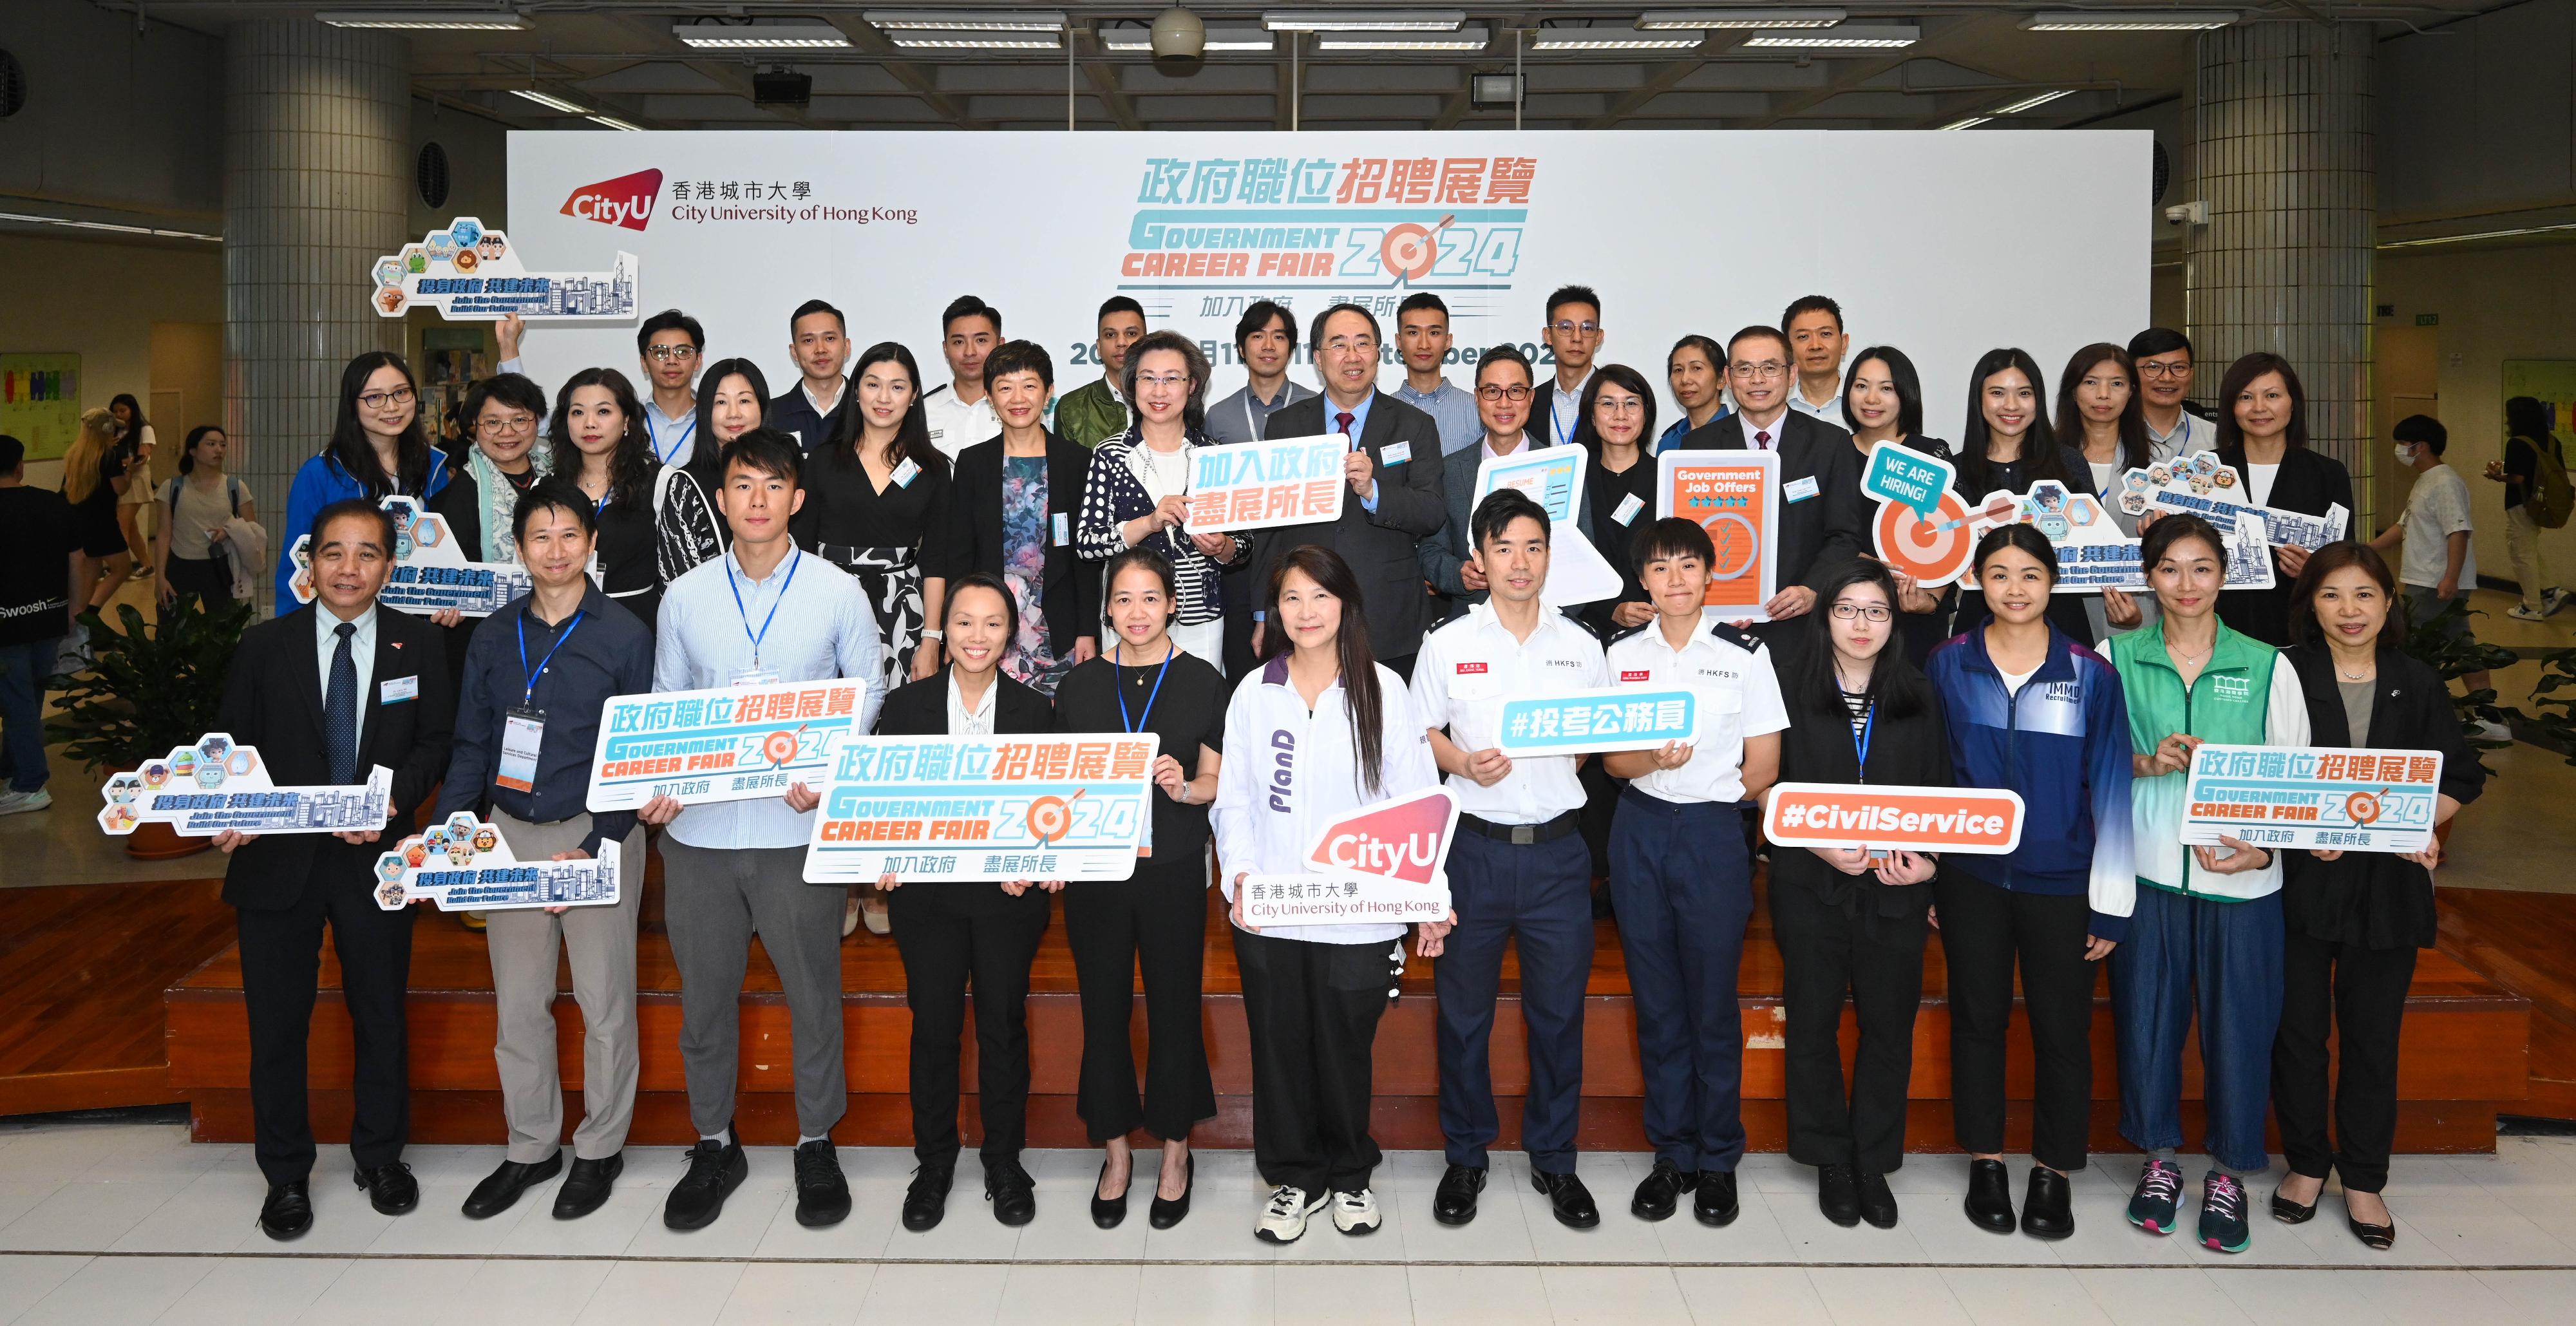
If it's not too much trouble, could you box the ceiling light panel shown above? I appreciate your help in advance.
[886,29,1063,48]
[1993,89,2074,114]
[672,22,851,48]
[509,89,589,113]
[1533,26,1705,50]
[1638,8,1844,28]
[319,10,528,28]
[1099,23,1275,51]
[2022,10,2237,30]
[1263,10,1467,32]
[1740,24,1917,47]
[1313,25,1489,50]
[865,10,1066,30]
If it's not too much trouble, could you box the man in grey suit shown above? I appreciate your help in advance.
[1250,303,1446,677]
[1420,345,1595,624]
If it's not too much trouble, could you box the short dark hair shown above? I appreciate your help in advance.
[511,477,599,544]
[720,428,805,489]
[1396,292,1450,323]
[789,299,844,335]
[942,295,1001,338]
[982,339,1055,392]
[2139,511,2228,572]
[2127,327,2193,362]
[1309,301,1380,352]
[0,434,23,472]
[1471,487,1550,549]
[1475,343,1533,386]
[2288,541,2398,646]
[1669,334,1724,371]
[2394,413,2447,453]
[1781,294,1843,333]
[1632,516,1715,573]
[1973,523,2059,585]
[1233,299,1295,351]
[1097,296,1145,327]
[1727,325,1790,361]
[637,308,703,356]
[463,372,548,430]
[311,497,395,555]
[945,570,1019,646]
[1544,284,1600,323]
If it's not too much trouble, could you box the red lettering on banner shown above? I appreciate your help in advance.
[1301,478,1337,516]
[1457,663,1488,675]
[1620,670,1653,683]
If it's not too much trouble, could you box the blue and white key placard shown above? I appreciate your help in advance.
[1493,687,1705,757]
[285,495,585,618]
[586,679,869,811]
[97,733,392,837]
[370,812,622,912]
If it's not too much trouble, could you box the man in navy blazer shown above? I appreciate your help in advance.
[214,498,454,1242]
[1670,324,1866,634]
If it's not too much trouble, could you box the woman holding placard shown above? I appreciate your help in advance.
[1210,545,1440,1245]
[2271,542,2481,1249]
[1052,546,1227,1229]
[1949,348,2094,645]
[1074,331,1249,674]
[1923,525,2134,1241]
[2212,354,2353,646]
[1841,346,1955,665]
[1573,364,1660,638]
[2106,513,2311,1256]
[2056,343,2158,642]
[1765,561,1947,1229]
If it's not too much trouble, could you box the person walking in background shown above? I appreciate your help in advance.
[62,408,137,638]
[108,393,156,574]
[2373,415,2506,741]
[0,434,81,817]
[2485,395,2569,621]
[153,425,256,607]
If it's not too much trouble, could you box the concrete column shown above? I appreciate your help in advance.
[223,19,408,611]
[2186,21,2376,510]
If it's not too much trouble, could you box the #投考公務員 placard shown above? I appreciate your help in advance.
[97,733,390,838]
[587,679,868,811]
[1491,687,1704,757]
[1476,445,1621,607]
[370,812,621,912]
[1656,450,1781,620]
[804,734,1159,884]
[1183,433,1347,533]
[1240,787,1459,927]
[2180,743,2445,853]
[1762,783,2026,855]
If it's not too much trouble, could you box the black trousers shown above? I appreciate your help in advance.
[2272,932,2417,1193]
[236,860,417,1186]
[1235,926,1397,1196]
[889,883,1052,1168]
[164,554,237,605]
[1063,856,1217,1144]
[1934,867,2097,1172]
[1771,874,1929,1175]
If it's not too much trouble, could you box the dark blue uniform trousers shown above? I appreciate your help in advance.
[1435,826,1595,1175]
[1609,790,1754,1174]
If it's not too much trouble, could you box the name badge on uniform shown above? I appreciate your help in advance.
[730,664,781,687]
[379,675,419,704]
[891,457,922,488]
[1612,493,1645,526]
[1784,475,1821,504]
[1379,440,1412,468]
[1052,512,1071,547]
[497,708,545,793]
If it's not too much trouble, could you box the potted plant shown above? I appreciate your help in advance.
[46,593,253,858]
[2398,595,2520,860]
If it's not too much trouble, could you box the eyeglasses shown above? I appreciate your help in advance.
[2138,361,2192,379]
[1830,603,1893,622]
[357,386,416,411]
[1323,337,1378,353]
[1732,361,1788,381]
[1477,384,1532,403]
[1549,320,1604,337]
[479,412,537,434]
[1135,372,1192,389]
[1596,397,1645,415]
[646,345,699,363]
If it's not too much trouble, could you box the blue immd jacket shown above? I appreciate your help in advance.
[274,449,454,603]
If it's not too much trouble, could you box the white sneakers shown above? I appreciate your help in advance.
[1256,1185,1328,1243]
[0,788,51,816]
[1330,1188,1382,1235]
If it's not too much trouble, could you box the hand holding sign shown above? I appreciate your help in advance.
[1239,788,1461,927]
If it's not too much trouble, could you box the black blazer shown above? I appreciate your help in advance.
[2215,444,2354,647]
[768,378,850,457]
[2279,639,2485,950]
[1763,648,1953,926]
[1672,410,1867,593]
[874,667,1056,738]
[1255,391,1448,659]
[215,605,455,911]
[953,431,1101,660]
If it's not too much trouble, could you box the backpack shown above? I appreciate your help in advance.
[2526,433,2573,530]
[164,475,246,518]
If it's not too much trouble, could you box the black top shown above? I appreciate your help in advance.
[768,379,851,457]
[792,446,963,580]
[2278,638,2486,949]
[0,486,83,646]
[433,583,654,855]
[1949,442,2094,646]
[1053,647,1229,858]
[1851,435,1958,666]
[1580,451,1656,638]
[2503,432,2560,512]
[1765,638,1951,925]
[873,667,1056,737]
[2215,444,2353,647]
[70,448,123,544]
[953,431,1101,658]
[593,491,664,631]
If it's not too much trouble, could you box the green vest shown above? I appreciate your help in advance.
[2108,621,2282,898]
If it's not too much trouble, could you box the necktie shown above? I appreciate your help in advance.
[1336,412,1356,448]
[325,621,358,785]
[1756,430,1772,451]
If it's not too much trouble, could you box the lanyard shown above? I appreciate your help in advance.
[1243,392,1263,442]
[1116,641,1177,735]
[653,413,697,466]
[1850,694,1877,784]
[726,548,800,667]
[516,607,586,708]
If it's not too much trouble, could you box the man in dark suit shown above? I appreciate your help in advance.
[214,498,454,1242]
[768,298,853,454]
[1417,345,1595,625]
[1251,303,1446,676]
[1530,285,1605,453]
[1671,324,1866,635]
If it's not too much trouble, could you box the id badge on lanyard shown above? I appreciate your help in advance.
[497,708,545,792]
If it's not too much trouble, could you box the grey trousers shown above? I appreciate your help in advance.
[486,810,644,1164]
[661,838,848,1139]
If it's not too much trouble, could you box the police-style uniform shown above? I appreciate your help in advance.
[1604,616,1789,1180]
[922,384,1000,462]
[1409,601,1607,1180]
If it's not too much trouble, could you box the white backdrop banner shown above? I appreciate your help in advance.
[504,131,2148,437]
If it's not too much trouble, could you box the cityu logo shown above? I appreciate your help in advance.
[1307,788,1459,886]
[561,169,663,231]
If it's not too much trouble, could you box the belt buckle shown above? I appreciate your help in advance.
[1509,824,1535,846]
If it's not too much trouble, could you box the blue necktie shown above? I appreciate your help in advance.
[325,621,357,785]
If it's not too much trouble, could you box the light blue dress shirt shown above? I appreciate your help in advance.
[1394,378,1482,458]
[1321,392,1378,513]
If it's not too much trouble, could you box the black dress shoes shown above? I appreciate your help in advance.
[2021,1166,2074,1240]
[1693,1170,1740,1226]
[1148,1154,1195,1230]
[553,1153,622,1220]
[1433,1164,1487,1226]
[985,1157,1037,1227]
[355,1162,419,1216]
[2349,1213,2397,1250]
[1964,1159,2017,1233]
[1857,1171,1900,1230]
[1631,1159,1696,1222]
[663,1130,748,1231]
[462,1154,562,1220]
[793,1139,851,1228]
[1818,1164,1862,1227]
[1531,1170,1601,1229]
[902,1162,954,1233]
[2270,1185,2318,1224]
[1093,1159,1131,1229]
[258,1181,314,1241]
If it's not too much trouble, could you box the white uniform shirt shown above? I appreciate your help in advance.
[922,384,1000,462]
[1605,616,1789,804]
[1410,603,1607,824]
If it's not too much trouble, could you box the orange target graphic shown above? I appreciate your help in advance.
[1873,491,1978,587]
[761,728,801,766]
[1026,790,1084,845]
[2344,790,2385,827]
[1378,214,1455,280]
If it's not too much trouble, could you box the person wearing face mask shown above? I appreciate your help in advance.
[1078,332,1253,675]
[276,352,457,605]
[1418,346,1593,624]
[2211,354,2353,647]
[1950,348,2092,645]
[1656,334,1731,454]
[770,300,855,455]
[2107,513,2310,1256]
[923,295,1003,461]
[793,341,960,693]
[2270,542,2481,1251]
[952,340,1099,696]
[2056,344,2158,643]
[1057,297,1150,450]
[1841,347,1955,665]
[1782,296,1849,424]
[2371,416,2504,740]
[1671,325,1868,635]
[543,367,723,634]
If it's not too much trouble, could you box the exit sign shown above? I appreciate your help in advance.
[2416,313,2440,326]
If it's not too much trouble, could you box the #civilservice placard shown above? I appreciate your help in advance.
[2179,743,2445,853]
[370,812,622,912]
[1762,783,2026,855]
[587,679,869,811]
[804,734,1159,884]
[1656,450,1781,620]
[369,216,639,322]
[287,495,560,617]
[1492,687,1704,757]
[1240,787,1459,927]
[98,733,392,837]
[1183,433,1347,533]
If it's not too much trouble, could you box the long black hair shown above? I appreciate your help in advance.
[2052,342,2151,473]
[545,366,657,512]
[1972,522,2060,585]
[2506,395,2557,446]
[1797,559,1930,721]
[1261,544,1388,797]
[1841,345,1924,440]
[1956,347,2069,496]
[693,357,771,447]
[2213,352,2310,451]
[328,350,438,497]
[833,341,947,480]
[1571,363,1656,452]
[109,393,148,446]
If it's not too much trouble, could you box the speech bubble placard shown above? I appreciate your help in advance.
[1859,441,1958,522]
[1475,445,1622,607]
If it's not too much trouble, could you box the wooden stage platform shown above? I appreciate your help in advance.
[138,861,2532,1155]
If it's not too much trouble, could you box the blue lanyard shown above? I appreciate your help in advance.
[654,413,697,466]
[515,607,585,708]
[1850,694,1877,784]
[726,549,799,667]
[1551,394,1576,448]
[1116,642,1177,735]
